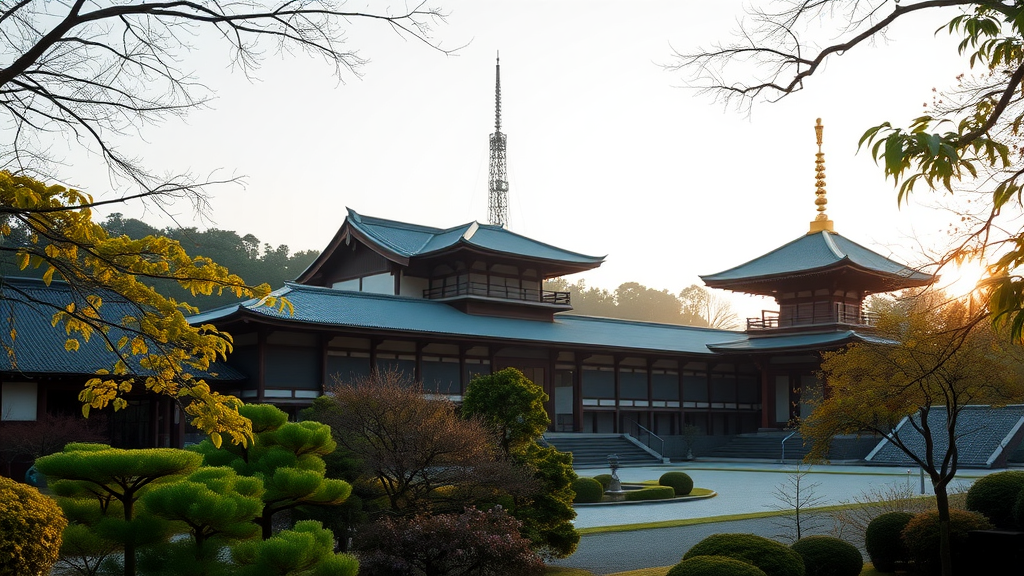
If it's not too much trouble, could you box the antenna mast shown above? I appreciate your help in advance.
[488,53,509,228]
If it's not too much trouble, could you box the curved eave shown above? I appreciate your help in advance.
[415,243,605,276]
[701,259,934,297]
[707,330,897,354]
[295,222,412,284]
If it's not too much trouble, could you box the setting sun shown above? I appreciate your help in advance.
[938,260,990,299]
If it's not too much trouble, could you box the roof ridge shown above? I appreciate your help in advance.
[820,230,846,259]
[466,222,604,262]
[557,313,736,333]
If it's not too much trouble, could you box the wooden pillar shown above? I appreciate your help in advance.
[705,362,714,435]
[256,329,267,404]
[415,341,425,383]
[458,345,467,395]
[573,356,584,433]
[161,398,172,447]
[319,335,329,395]
[546,350,557,432]
[677,360,686,430]
[613,356,621,434]
[369,338,381,375]
[757,359,772,429]
[646,358,654,432]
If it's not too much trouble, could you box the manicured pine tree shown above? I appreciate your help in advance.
[232,520,358,576]
[191,404,351,539]
[35,443,203,576]
[138,466,264,575]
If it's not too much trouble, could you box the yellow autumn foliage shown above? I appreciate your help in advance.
[0,170,291,446]
[0,476,67,576]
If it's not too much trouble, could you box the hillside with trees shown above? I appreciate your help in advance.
[545,278,740,329]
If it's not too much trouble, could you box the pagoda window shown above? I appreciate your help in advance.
[421,356,461,395]
[582,366,614,399]
[651,370,680,401]
[618,368,647,400]
[326,350,371,386]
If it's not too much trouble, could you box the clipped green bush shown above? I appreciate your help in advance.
[593,474,613,489]
[0,476,67,576]
[965,470,1024,529]
[571,477,605,503]
[623,486,676,502]
[790,536,862,576]
[901,509,992,576]
[659,471,694,496]
[864,511,913,573]
[667,555,767,576]
[683,533,805,576]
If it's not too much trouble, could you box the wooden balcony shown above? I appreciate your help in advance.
[423,281,570,306]
[747,303,877,331]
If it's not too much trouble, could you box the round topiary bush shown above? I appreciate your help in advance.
[0,476,67,576]
[683,533,805,576]
[901,509,993,576]
[965,470,1024,529]
[572,477,605,503]
[864,511,914,573]
[623,486,676,501]
[659,471,694,496]
[790,536,862,576]
[593,474,613,489]
[667,555,768,576]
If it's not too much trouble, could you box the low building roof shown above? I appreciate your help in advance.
[191,283,740,356]
[707,330,897,353]
[701,231,933,295]
[0,277,244,381]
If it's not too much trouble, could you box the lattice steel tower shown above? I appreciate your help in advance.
[488,54,509,228]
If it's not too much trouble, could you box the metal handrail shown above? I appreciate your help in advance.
[628,420,665,458]
[780,431,797,463]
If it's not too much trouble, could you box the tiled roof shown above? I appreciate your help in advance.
[865,405,1024,469]
[701,231,932,284]
[0,277,244,380]
[346,208,605,264]
[190,283,741,356]
[707,330,897,353]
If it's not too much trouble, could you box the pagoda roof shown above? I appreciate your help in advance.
[0,277,244,380]
[707,329,897,353]
[701,230,933,295]
[190,283,739,356]
[297,209,604,282]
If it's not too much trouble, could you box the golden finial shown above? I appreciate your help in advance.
[808,117,835,234]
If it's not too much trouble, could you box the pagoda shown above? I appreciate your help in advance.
[700,119,933,429]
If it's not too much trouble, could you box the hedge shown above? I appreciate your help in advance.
[683,533,805,576]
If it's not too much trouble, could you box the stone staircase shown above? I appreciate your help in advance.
[543,433,663,468]
[706,432,812,462]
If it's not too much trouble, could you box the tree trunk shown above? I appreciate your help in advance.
[935,485,953,576]
[123,494,136,576]
[258,513,273,540]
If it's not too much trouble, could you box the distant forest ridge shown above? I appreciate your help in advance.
[1,214,738,327]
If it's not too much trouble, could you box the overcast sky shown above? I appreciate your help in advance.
[69,1,977,318]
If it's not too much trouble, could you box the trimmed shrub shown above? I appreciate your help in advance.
[790,536,862,576]
[1014,488,1024,530]
[593,474,613,489]
[667,555,768,576]
[965,470,1024,529]
[355,507,543,576]
[0,476,67,576]
[683,533,805,576]
[901,509,992,576]
[659,471,694,496]
[864,511,913,572]
[623,486,676,502]
[572,477,605,503]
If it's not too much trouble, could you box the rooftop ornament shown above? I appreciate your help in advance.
[808,118,835,234]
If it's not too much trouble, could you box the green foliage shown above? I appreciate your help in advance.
[864,511,914,573]
[965,470,1024,529]
[667,555,768,576]
[683,533,805,576]
[511,442,579,559]
[623,486,676,502]
[142,467,264,549]
[901,509,993,576]
[592,474,613,489]
[190,404,351,540]
[354,507,543,576]
[463,367,550,456]
[659,471,693,496]
[0,476,66,576]
[571,477,604,503]
[544,279,739,328]
[790,536,862,576]
[232,520,358,576]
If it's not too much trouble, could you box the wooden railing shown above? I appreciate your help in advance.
[747,303,878,331]
[423,281,570,305]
